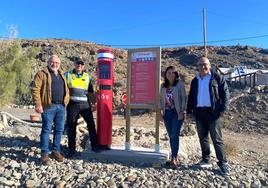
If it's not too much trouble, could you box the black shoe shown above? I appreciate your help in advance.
[218,162,230,175]
[99,145,111,150]
[67,150,78,158]
[196,159,213,168]
[92,146,102,153]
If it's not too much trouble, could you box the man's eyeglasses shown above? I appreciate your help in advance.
[51,61,60,64]
[198,63,209,67]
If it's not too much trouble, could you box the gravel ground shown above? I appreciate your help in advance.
[0,108,268,187]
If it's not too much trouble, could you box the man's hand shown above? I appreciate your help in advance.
[91,103,97,112]
[88,93,97,104]
[35,105,43,113]
[220,112,224,117]
[186,114,193,120]
[178,112,184,120]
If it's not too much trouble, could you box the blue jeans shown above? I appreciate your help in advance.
[40,104,66,155]
[163,108,183,159]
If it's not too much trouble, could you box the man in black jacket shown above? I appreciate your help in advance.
[187,57,230,175]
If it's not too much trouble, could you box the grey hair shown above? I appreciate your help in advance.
[48,55,60,63]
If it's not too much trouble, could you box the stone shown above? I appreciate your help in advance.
[88,180,96,187]
[25,180,37,188]
[62,173,73,182]
[251,180,261,188]
[229,180,239,187]
[20,163,28,171]
[0,177,7,184]
[9,161,20,168]
[127,174,137,182]
[96,178,104,184]
[106,178,116,187]
[12,172,22,179]
[78,173,87,179]
[55,180,66,188]
[3,180,15,186]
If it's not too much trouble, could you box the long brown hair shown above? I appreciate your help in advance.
[163,66,179,88]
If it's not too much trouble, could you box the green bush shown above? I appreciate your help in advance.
[0,41,40,106]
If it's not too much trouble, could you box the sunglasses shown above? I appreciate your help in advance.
[76,61,84,65]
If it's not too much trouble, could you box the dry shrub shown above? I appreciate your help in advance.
[224,141,238,158]
[244,48,255,58]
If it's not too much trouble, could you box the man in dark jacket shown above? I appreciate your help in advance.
[187,57,230,175]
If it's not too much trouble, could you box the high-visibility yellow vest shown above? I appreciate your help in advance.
[66,71,90,102]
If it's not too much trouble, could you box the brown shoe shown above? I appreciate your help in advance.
[41,154,51,165]
[52,151,64,162]
[170,159,178,169]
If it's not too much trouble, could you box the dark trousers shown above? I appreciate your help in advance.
[67,102,98,152]
[195,107,227,165]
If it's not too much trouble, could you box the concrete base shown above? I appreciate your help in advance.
[82,146,169,166]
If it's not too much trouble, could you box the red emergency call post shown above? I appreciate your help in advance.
[97,49,114,149]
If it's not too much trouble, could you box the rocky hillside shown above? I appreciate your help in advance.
[15,39,268,85]
[4,39,265,105]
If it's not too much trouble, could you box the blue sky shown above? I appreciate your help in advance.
[1,0,268,48]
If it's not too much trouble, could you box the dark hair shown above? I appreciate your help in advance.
[163,66,179,88]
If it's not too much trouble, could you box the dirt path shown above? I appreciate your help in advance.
[223,129,268,166]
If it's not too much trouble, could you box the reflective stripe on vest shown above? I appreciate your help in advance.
[67,72,90,102]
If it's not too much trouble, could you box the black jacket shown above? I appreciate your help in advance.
[186,71,230,120]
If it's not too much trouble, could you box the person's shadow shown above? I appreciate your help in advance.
[0,135,40,164]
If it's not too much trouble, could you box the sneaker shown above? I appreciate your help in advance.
[41,154,51,165]
[218,162,230,175]
[196,160,213,168]
[52,151,64,162]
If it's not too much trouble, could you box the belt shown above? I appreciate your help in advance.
[52,101,63,104]
[197,107,211,110]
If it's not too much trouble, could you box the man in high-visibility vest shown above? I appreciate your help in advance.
[65,59,101,158]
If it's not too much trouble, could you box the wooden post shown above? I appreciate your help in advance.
[125,50,132,151]
[155,47,161,153]
[125,106,131,151]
